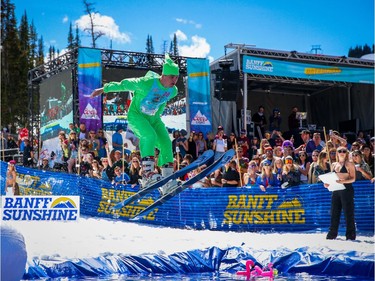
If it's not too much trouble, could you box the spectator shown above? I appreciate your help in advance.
[268,130,284,148]
[249,137,260,160]
[213,130,227,161]
[101,154,114,182]
[210,168,223,187]
[78,123,89,141]
[112,125,124,152]
[237,129,250,158]
[6,134,18,149]
[325,146,356,240]
[128,157,142,186]
[244,160,259,186]
[206,132,215,151]
[87,130,100,159]
[69,123,80,134]
[39,158,51,171]
[235,147,249,185]
[259,139,270,156]
[222,160,240,187]
[329,130,347,148]
[227,132,237,150]
[328,148,337,165]
[263,146,275,165]
[273,146,283,158]
[361,144,374,173]
[186,131,198,160]
[272,157,284,183]
[252,105,267,139]
[287,106,299,132]
[113,166,130,185]
[196,131,207,156]
[5,160,18,196]
[256,160,279,192]
[172,130,180,155]
[306,132,324,158]
[269,108,282,131]
[112,150,129,174]
[281,156,301,188]
[79,153,93,177]
[351,150,373,180]
[176,129,188,157]
[281,140,295,160]
[308,150,320,184]
[22,139,34,167]
[296,151,311,184]
[313,151,330,183]
[91,160,103,179]
[67,131,79,173]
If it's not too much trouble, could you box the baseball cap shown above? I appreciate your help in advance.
[300,130,311,135]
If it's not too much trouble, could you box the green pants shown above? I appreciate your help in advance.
[128,111,173,166]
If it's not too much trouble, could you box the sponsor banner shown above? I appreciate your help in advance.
[78,48,103,132]
[0,161,373,232]
[243,55,374,84]
[187,58,213,136]
[1,196,80,221]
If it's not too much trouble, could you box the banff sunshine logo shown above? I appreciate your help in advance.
[245,58,274,73]
[1,196,80,221]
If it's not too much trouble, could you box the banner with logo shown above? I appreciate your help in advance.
[243,55,374,84]
[1,161,373,233]
[78,48,102,132]
[187,58,213,136]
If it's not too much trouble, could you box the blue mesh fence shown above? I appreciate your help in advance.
[1,161,373,233]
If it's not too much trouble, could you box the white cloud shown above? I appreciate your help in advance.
[179,35,211,58]
[175,18,202,29]
[75,13,131,44]
[62,15,69,23]
[171,30,187,41]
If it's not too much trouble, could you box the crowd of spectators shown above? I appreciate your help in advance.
[1,115,374,191]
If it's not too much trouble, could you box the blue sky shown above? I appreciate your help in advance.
[12,0,375,61]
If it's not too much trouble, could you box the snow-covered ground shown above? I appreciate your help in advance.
[3,216,373,260]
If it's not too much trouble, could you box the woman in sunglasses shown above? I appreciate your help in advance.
[325,146,356,240]
[244,160,259,186]
[256,160,280,192]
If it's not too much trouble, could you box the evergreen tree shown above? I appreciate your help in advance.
[1,0,27,129]
[37,36,44,66]
[146,34,154,53]
[67,22,74,50]
[348,44,374,58]
[29,21,38,67]
[169,33,179,56]
[75,24,80,48]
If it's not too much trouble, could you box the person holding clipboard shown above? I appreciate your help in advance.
[322,146,356,241]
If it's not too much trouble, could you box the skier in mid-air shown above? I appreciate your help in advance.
[91,54,180,189]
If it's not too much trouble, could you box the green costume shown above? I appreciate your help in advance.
[103,55,179,166]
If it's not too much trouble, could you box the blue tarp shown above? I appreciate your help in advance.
[23,246,374,279]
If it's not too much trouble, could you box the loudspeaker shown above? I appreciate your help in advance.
[214,70,239,101]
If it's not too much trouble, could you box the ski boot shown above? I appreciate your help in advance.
[159,163,178,195]
[139,156,162,188]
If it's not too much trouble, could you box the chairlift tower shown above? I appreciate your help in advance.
[311,45,322,55]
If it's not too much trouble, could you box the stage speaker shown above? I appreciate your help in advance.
[214,70,239,101]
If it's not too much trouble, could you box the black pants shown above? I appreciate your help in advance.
[327,185,356,240]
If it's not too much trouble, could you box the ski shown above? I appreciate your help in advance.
[111,149,214,210]
[131,149,235,219]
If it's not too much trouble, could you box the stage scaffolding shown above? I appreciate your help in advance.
[27,48,189,153]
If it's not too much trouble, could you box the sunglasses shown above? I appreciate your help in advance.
[250,164,257,168]
[285,160,293,164]
[337,149,347,154]
[312,154,318,157]
[299,154,306,157]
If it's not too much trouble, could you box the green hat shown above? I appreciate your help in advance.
[162,54,179,76]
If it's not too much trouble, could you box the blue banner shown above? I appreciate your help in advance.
[187,58,213,136]
[78,48,102,132]
[243,55,374,84]
[1,161,373,233]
